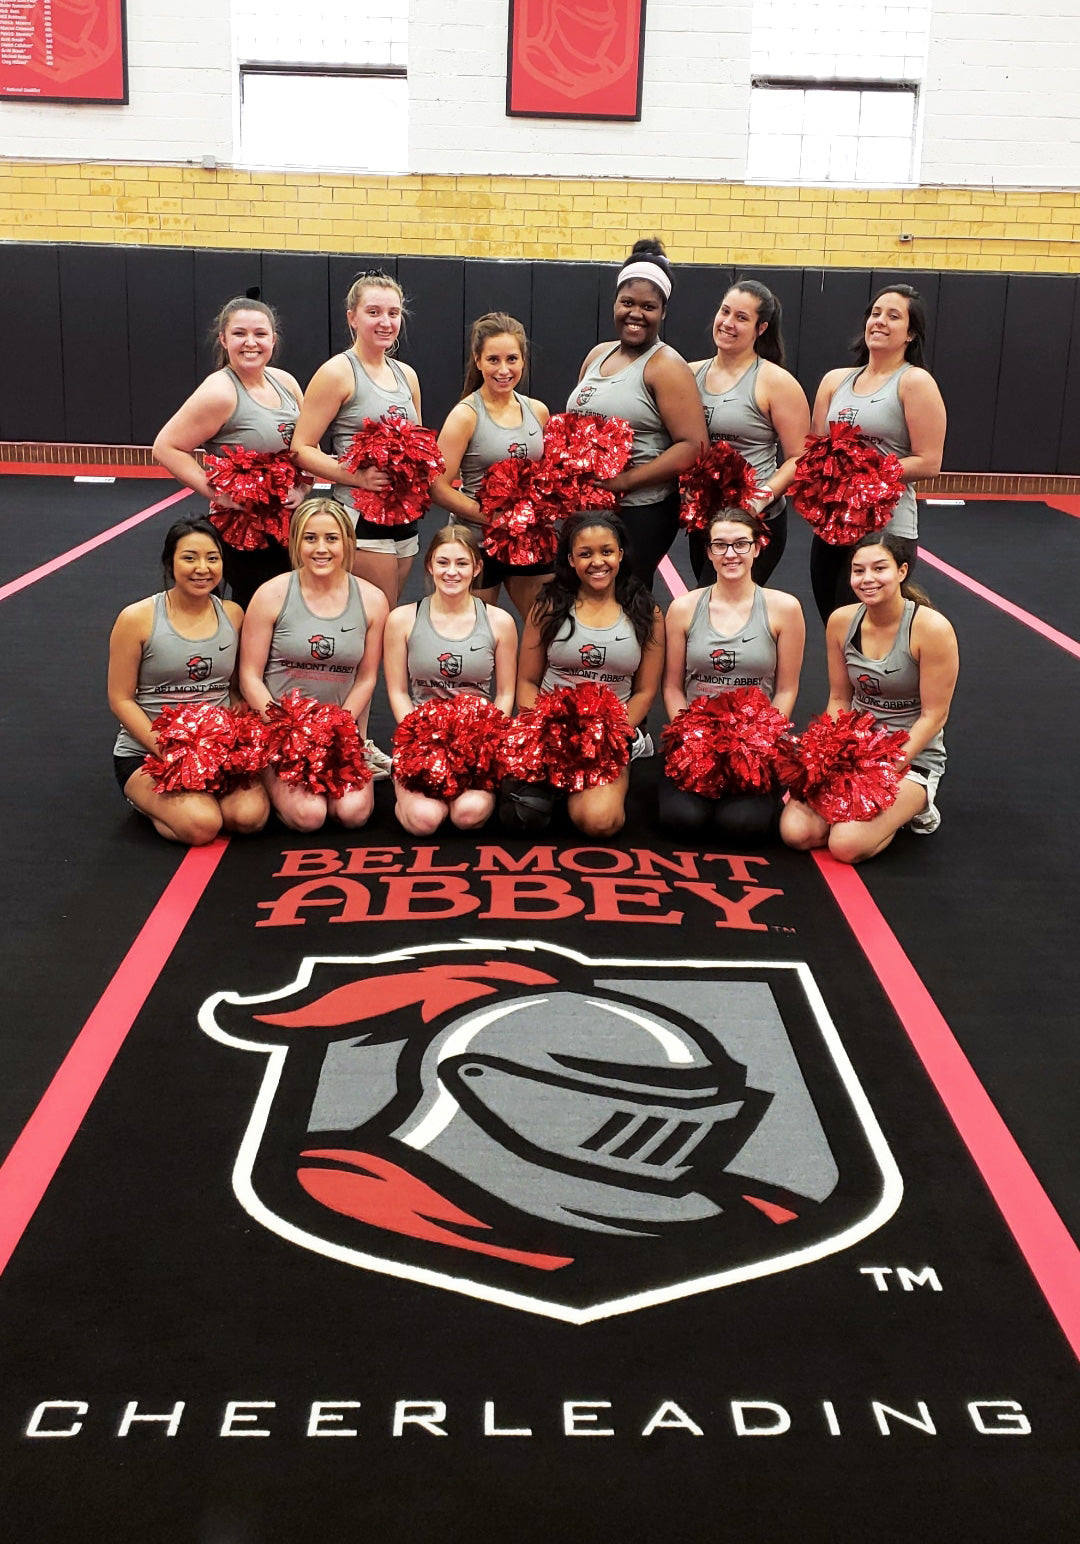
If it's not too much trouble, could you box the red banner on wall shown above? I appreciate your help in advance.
[0,0,128,103]
[507,0,646,121]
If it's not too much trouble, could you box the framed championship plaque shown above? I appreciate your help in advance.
[0,0,128,104]
[507,0,647,121]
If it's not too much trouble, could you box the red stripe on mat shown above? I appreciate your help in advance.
[0,463,174,479]
[919,548,1080,660]
[0,838,229,1277]
[814,852,1080,1360]
[0,487,193,603]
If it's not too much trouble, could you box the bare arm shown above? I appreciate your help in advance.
[430,401,482,523]
[605,349,708,494]
[342,581,389,722]
[238,577,289,718]
[898,368,947,484]
[624,607,665,730]
[823,607,858,718]
[489,606,519,717]
[152,373,237,501]
[107,601,159,752]
[661,591,696,719]
[902,609,959,767]
[757,364,812,500]
[515,606,549,712]
[291,357,389,493]
[764,590,806,720]
[383,605,418,723]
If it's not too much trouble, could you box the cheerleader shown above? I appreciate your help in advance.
[662,509,805,841]
[383,524,518,836]
[108,518,269,844]
[153,298,305,609]
[506,512,664,840]
[807,284,947,624]
[239,497,388,832]
[291,271,422,610]
[430,312,552,618]
[567,239,707,590]
[687,279,810,585]
[781,532,958,863]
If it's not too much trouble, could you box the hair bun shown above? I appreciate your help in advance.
[630,236,667,259]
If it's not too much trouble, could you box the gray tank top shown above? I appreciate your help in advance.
[264,572,369,707]
[540,610,641,704]
[113,592,236,757]
[566,340,672,507]
[844,599,945,777]
[407,596,496,704]
[694,357,779,487]
[828,365,917,539]
[459,391,545,499]
[683,585,777,701]
[329,352,419,521]
[205,368,300,455]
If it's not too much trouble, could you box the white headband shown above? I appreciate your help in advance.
[617,260,672,300]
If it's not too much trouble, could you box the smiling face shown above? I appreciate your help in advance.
[348,285,403,354]
[428,539,481,596]
[706,517,759,581]
[297,512,347,577]
[849,543,907,605]
[219,308,276,373]
[614,279,665,350]
[171,531,223,596]
[474,332,525,395]
[712,289,766,355]
[864,291,913,356]
[570,524,623,592]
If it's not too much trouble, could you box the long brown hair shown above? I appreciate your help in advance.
[461,313,529,398]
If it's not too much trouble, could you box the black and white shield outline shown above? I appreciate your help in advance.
[200,939,902,1325]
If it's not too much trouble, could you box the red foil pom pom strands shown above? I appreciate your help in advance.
[678,441,761,533]
[262,689,372,799]
[789,422,906,547]
[477,458,558,567]
[496,683,631,793]
[142,703,267,795]
[660,686,792,798]
[776,709,909,823]
[340,419,445,526]
[392,696,507,800]
[204,447,308,549]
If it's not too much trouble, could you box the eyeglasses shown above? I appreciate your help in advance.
[708,537,754,555]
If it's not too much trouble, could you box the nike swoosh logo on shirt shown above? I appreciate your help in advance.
[340,626,358,633]
[741,634,757,643]
[615,634,630,642]
[217,644,230,651]
[469,645,485,651]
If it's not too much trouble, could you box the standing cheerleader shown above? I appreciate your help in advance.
[108,518,269,844]
[687,279,810,585]
[781,532,958,863]
[153,299,305,609]
[383,524,518,836]
[430,312,552,618]
[567,239,706,590]
[806,284,947,624]
[291,271,423,610]
[507,512,664,839]
[239,497,388,832]
[662,508,805,841]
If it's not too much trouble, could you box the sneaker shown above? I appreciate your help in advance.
[364,739,393,781]
[630,730,655,762]
[909,802,941,835]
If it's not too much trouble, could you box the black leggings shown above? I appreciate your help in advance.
[658,773,780,844]
[809,535,919,625]
[619,492,682,592]
[222,542,291,611]
[688,500,788,588]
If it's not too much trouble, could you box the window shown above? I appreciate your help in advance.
[747,82,917,184]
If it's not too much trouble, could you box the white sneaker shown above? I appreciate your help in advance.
[909,802,941,835]
[630,730,655,761]
[364,740,393,781]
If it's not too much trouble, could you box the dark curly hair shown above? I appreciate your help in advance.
[535,512,656,652]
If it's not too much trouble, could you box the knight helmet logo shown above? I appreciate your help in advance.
[438,651,463,679]
[186,654,212,682]
[579,643,606,668]
[309,634,335,662]
[201,942,900,1323]
[857,672,881,698]
[710,648,736,673]
[506,441,528,461]
[573,386,597,408]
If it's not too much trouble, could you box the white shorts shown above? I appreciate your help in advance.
[904,766,941,811]
[355,533,420,559]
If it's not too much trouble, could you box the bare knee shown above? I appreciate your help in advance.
[279,801,329,834]
[574,808,625,840]
[827,826,874,865]
[397,802,446,837]
[170,806,224,846]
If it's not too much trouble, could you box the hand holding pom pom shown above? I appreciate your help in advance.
[777,709,909,822]
[340,418,445,526]
[392,696,507,801]
[204,446,308,549]
[678,442,760,532]
[143,702,267,794]
[496,683,631,792]
[541,413,634,512]
[789,423,906,546]
[661,686,791,797]
[477,458,560,567]
[263,689,372,798]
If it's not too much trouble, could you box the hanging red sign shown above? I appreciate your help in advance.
[507,0,646,121]
[0,0,128,104]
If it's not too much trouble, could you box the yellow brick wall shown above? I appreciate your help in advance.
[1,162,1079,272]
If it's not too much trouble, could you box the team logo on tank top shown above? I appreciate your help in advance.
[579,643,606,668]
[384,404,408,424]
[279,421,295,446]
[710,648,735,674]
[573,386,597,408]
[836,407,859,425]
[309,634,335,662]
[703,406,714,428]
[438,652,463,680]
[506,441,528,460]
[857,673,881,698]
[186,655,212,682]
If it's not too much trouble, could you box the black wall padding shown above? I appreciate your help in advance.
[397,256,465,430]
[262,253,332,400]
[1058,282,1080,476]
[193,252,263,378]
[991,274,1075,475]
[58,247,131,444]
[529,261,602,414]
[933,272,1008,472]
[795,269,872,414]
[0,245,64,440]
[664,264,733,366]
[126,248,197,445]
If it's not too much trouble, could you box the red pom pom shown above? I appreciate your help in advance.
[477,457,559,567]
[493,708,548,785]
[204,446,306,549]
[143,703,241,794]
[540,413,634,513]
[223,707,269,790]
[778,709,909,822]
[263,689,372,799]
[661,686,791,796]
[789,422,906,546]
[392,695,506,800]
[678,441,761,532]
[340,417,445,526]
[505,683,631,792]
